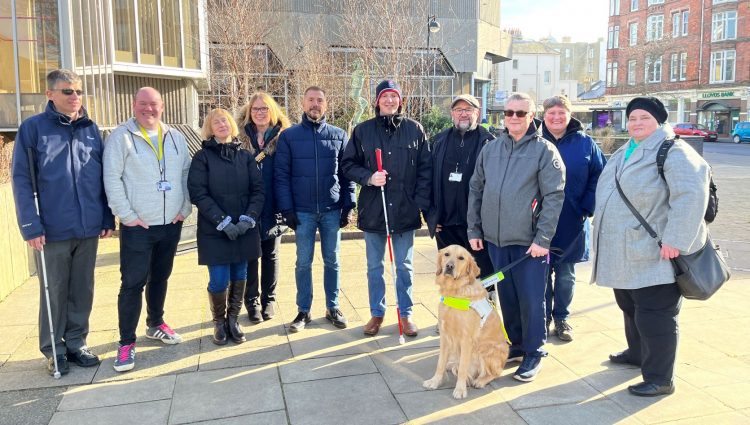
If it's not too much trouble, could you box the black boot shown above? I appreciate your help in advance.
[244,276,263,324]
[208,290,228,345]
[227,280,246,343]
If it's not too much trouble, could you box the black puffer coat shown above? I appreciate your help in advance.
[188,138,264,265]
[342,114,432,234]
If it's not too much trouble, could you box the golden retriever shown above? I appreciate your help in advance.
[423,245,509,399]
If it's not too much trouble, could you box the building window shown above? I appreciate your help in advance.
[588,48,594,58]
[648,0,664,4]
[183,0,201,69]
[672,12,681,37]
[710,50,735,83]
[682,11,689,36]
[628,60,637,85]
[629,22,638,46]
[113,0,137,62]
[544,70,551,84]
[713,0,736,4]
[588,62,594,73]
[162,0,182,67]
[712,11,737,41]
[564,63,571,73]
[646,15,664,41]
[512,78,518,92]
[680,52,687,80]
[670,53,679,81]
[645,55,662,83]
[512,59,518,69]
[565,49,571,58]
[631,0,638,11]
[139,0,161,65]
[607,62,618,87]
[610,0,620,16]
[608,26,620,48]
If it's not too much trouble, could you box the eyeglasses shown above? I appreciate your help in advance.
[504,110,529,118]
[251,107,269,113]
[53,88,84,96]
[452,108,474,115]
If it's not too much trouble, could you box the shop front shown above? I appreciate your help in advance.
[696,91,743,136]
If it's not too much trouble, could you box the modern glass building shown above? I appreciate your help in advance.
[0,0,207,133]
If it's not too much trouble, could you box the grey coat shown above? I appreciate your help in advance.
[591,126,710,289]
[467,122,566,249]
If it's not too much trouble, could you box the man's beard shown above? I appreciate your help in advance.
[455,121,476,132]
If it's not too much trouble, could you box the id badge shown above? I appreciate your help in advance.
[448,172,463,182]
[157,180,172,191]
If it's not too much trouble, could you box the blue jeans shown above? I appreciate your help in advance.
[364,230,415,317]
[487,243,548,357]
[545,262,576,321]
[294,210,341,312]
[207,261,248,293]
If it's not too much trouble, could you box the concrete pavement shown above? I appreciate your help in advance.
[1,236,749,425]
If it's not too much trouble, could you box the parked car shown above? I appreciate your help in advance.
[731,122,750,144]
[673,123,719,142]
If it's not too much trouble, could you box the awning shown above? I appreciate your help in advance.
[700,101,733,111]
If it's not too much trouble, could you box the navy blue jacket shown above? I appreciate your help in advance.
[542,118,606,263]
[243,123,285,240]
[11,101,114,242]
[275,114,356,215]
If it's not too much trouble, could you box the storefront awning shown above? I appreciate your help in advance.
[700,101,732,111]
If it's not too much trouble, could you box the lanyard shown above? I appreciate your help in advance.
[139,125,163,162]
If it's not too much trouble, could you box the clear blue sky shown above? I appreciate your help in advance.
[502,0,609,42]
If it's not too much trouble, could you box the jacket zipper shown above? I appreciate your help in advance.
[314,125,320,214]
[69,127,84,236]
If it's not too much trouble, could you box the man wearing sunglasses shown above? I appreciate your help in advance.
[426,94,495,280]
[11,69,115,376]
[467,92,565,382]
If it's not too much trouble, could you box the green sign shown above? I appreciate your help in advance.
[701,91,735,99]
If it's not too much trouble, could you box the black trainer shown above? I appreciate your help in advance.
[513,355,542,382]
[289,312,311,333]
[325,308,348,329]
[47,354,69,376]
[67,347,100,367]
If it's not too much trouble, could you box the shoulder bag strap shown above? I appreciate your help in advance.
[614,176,662,246]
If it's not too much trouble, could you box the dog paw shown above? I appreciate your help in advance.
[423,377,441,390]
[452,386,468,399]
[472,380,487,389]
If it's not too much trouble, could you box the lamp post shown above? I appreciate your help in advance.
[426,15,440,107]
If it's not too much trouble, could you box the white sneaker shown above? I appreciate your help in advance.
[146,323,182,344]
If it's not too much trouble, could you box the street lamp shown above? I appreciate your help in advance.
[426,15,440,107]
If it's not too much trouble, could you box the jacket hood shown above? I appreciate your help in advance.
[302,113,327,128]
[241,122,282,155]
[541,117,583,142]
[201,137,242,161]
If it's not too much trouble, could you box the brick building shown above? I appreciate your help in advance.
[603,0,750,136]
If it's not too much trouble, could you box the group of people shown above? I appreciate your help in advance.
[12,69,711,398]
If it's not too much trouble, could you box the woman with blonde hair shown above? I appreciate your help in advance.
[236,93,291,323]
[188,108,264,345]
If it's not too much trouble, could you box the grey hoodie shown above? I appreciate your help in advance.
[467,122,565,249]
[103,118,192,226]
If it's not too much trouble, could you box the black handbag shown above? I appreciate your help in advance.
[615,178,730,300]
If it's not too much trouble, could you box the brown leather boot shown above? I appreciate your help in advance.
[400,317,418,337]
[363,316,384,336]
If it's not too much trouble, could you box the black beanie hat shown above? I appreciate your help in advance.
[375,79,402,108]
[626,96,668,124]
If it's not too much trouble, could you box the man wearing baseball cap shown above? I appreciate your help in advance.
[342,79,432,337]
[425,94,495,280]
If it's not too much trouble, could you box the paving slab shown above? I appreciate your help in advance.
[48,399,171,425]
[517,398,641,425]
[57,375,176,411]
[287,325,381,358]
[0,387,64,425]
[0,324,32,355]
[93,339,200,382]
[198,343,292,371]
[395,388,524,425]
[279,353,377,384]
[186,410,288,425]
[169,365,284,424]
[0,362,97,391]
[372,346,450,395]
[284,373,406,425]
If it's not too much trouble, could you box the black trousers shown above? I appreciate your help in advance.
[613,283,682,385]
[117,222,182,345]
[245,236,280,308]
[36,237,99,358]
[435,225,494,278]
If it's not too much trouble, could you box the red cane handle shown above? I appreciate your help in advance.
[375,148,383,172]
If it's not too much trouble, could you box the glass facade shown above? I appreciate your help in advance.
[112,0,202,70]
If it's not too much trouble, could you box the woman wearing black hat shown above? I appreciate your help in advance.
[590,97,710,396]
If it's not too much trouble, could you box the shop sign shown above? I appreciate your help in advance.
[701,91,735,99]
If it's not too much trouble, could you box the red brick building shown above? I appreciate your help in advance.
[603,0,750,136]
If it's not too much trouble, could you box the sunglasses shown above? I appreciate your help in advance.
[504,110,529,118]
[53,88,84,96]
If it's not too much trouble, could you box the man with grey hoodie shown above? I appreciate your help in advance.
[468,92,565,383]
[103,87,192,373]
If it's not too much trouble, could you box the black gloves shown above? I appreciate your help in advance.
[340,209,353,228]
[283,212,299,231]
[222,222,241,241]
